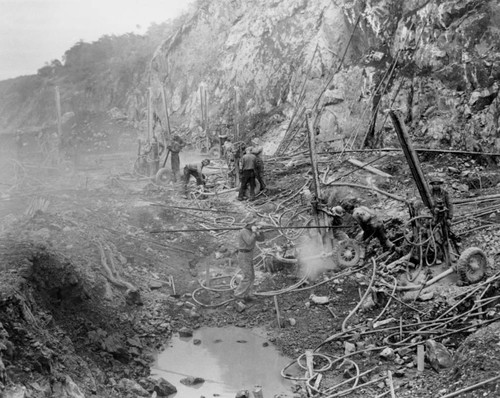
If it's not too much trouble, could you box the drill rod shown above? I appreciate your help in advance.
[149,225,347,234]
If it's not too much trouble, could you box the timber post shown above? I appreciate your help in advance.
[306,110,325,248]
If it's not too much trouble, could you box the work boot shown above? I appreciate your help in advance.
[249,196,256,202]
[237,197,244,201]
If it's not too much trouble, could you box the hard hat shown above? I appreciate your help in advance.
[331,206,345,217]
[429,178,444,185]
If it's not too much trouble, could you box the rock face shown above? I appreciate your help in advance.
[1,0,500,155]
[148,0,500,154]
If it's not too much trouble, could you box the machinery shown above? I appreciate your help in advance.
[390,110,487,285]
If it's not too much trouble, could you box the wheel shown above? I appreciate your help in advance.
[456,247,487,284]
[333,239,362,268]
[155,167,170,185]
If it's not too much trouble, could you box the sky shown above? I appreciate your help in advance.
[0,0,195,81]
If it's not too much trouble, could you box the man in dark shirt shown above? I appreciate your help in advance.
[429,178,454,222]
[167,135,185,182]
[237,147,257,201]
[183,159,210,197]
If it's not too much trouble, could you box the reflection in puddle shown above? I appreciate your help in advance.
[151,326,295,397]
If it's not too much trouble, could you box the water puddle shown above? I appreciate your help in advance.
[151,326,295,398]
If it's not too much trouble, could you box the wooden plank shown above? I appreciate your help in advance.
[347,158,392,178]
[417,345,425,372]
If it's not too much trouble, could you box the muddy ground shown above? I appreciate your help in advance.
[0,148,499,398]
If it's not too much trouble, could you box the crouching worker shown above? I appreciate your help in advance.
[234,219,265,302]
[341,199,399,253]
[183,159,210,198]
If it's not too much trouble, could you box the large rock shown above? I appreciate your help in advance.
[116,378,149,397]
[425,339,453,372]
[144,377,177,397]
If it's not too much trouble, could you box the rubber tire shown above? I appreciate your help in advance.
[456,247,487,284]
[333,239,362,269]
[155,167,170,185]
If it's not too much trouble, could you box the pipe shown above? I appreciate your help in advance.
[439,374,500,398]
[342,257,377,332]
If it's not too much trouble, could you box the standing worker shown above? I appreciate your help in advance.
[429,178,454,223]
[167,135,185,182]
[234,219,265,301]
[237,147,257,201]
[252,146,266,191]
[183,159,210,198]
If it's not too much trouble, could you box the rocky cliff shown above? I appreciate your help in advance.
[149,0,500,155]
[1,0,500,156]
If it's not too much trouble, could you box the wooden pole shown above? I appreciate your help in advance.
[55,86,63,158]
[234,87,240,142]
[205,262,211,287]
[273,295,281,328]
[205,87,209,152]
[417,345,425,372]
[160,85,171,143]
[389,110,433,210]
[147,88,153,141]
[387,370,396,398]
[306,110,325,248]
[440,374,500,398]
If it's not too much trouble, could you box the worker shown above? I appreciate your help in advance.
[252,146,266,191]
[183,159,210,197]
[328,205,347,241]
[167,135,185,182]
[341,199,398,253]
[237,147,257,201]
[234,218,265,301]
[429,178,454,222]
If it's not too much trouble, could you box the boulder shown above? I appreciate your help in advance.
[178,327,193,338]
[180,376,205,386]
[379,347,396,361]
[425,339,453,371]
[116,378,149,397]
[145,377,177,397]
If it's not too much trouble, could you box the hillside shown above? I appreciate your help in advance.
[1,1,500,397]
[1,0,499,157]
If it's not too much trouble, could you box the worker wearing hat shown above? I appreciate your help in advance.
[340,199,398,253]
[234,217,265,301]
[167,134,186,182]
[429,177,454,221]
[183,159,210,197]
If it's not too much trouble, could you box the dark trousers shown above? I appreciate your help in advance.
[238,169,255,199]
[255,158,265,189]
[183,167,203,194]
[171,152,180,182]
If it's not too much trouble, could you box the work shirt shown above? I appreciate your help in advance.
[238,227,264,251]
[185,163,204,175]
[168,140,183,153]
[352,206,383,229]
[432,189,454,219]
[241,153,257,171]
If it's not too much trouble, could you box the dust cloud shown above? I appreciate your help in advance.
[296,234,337,281]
